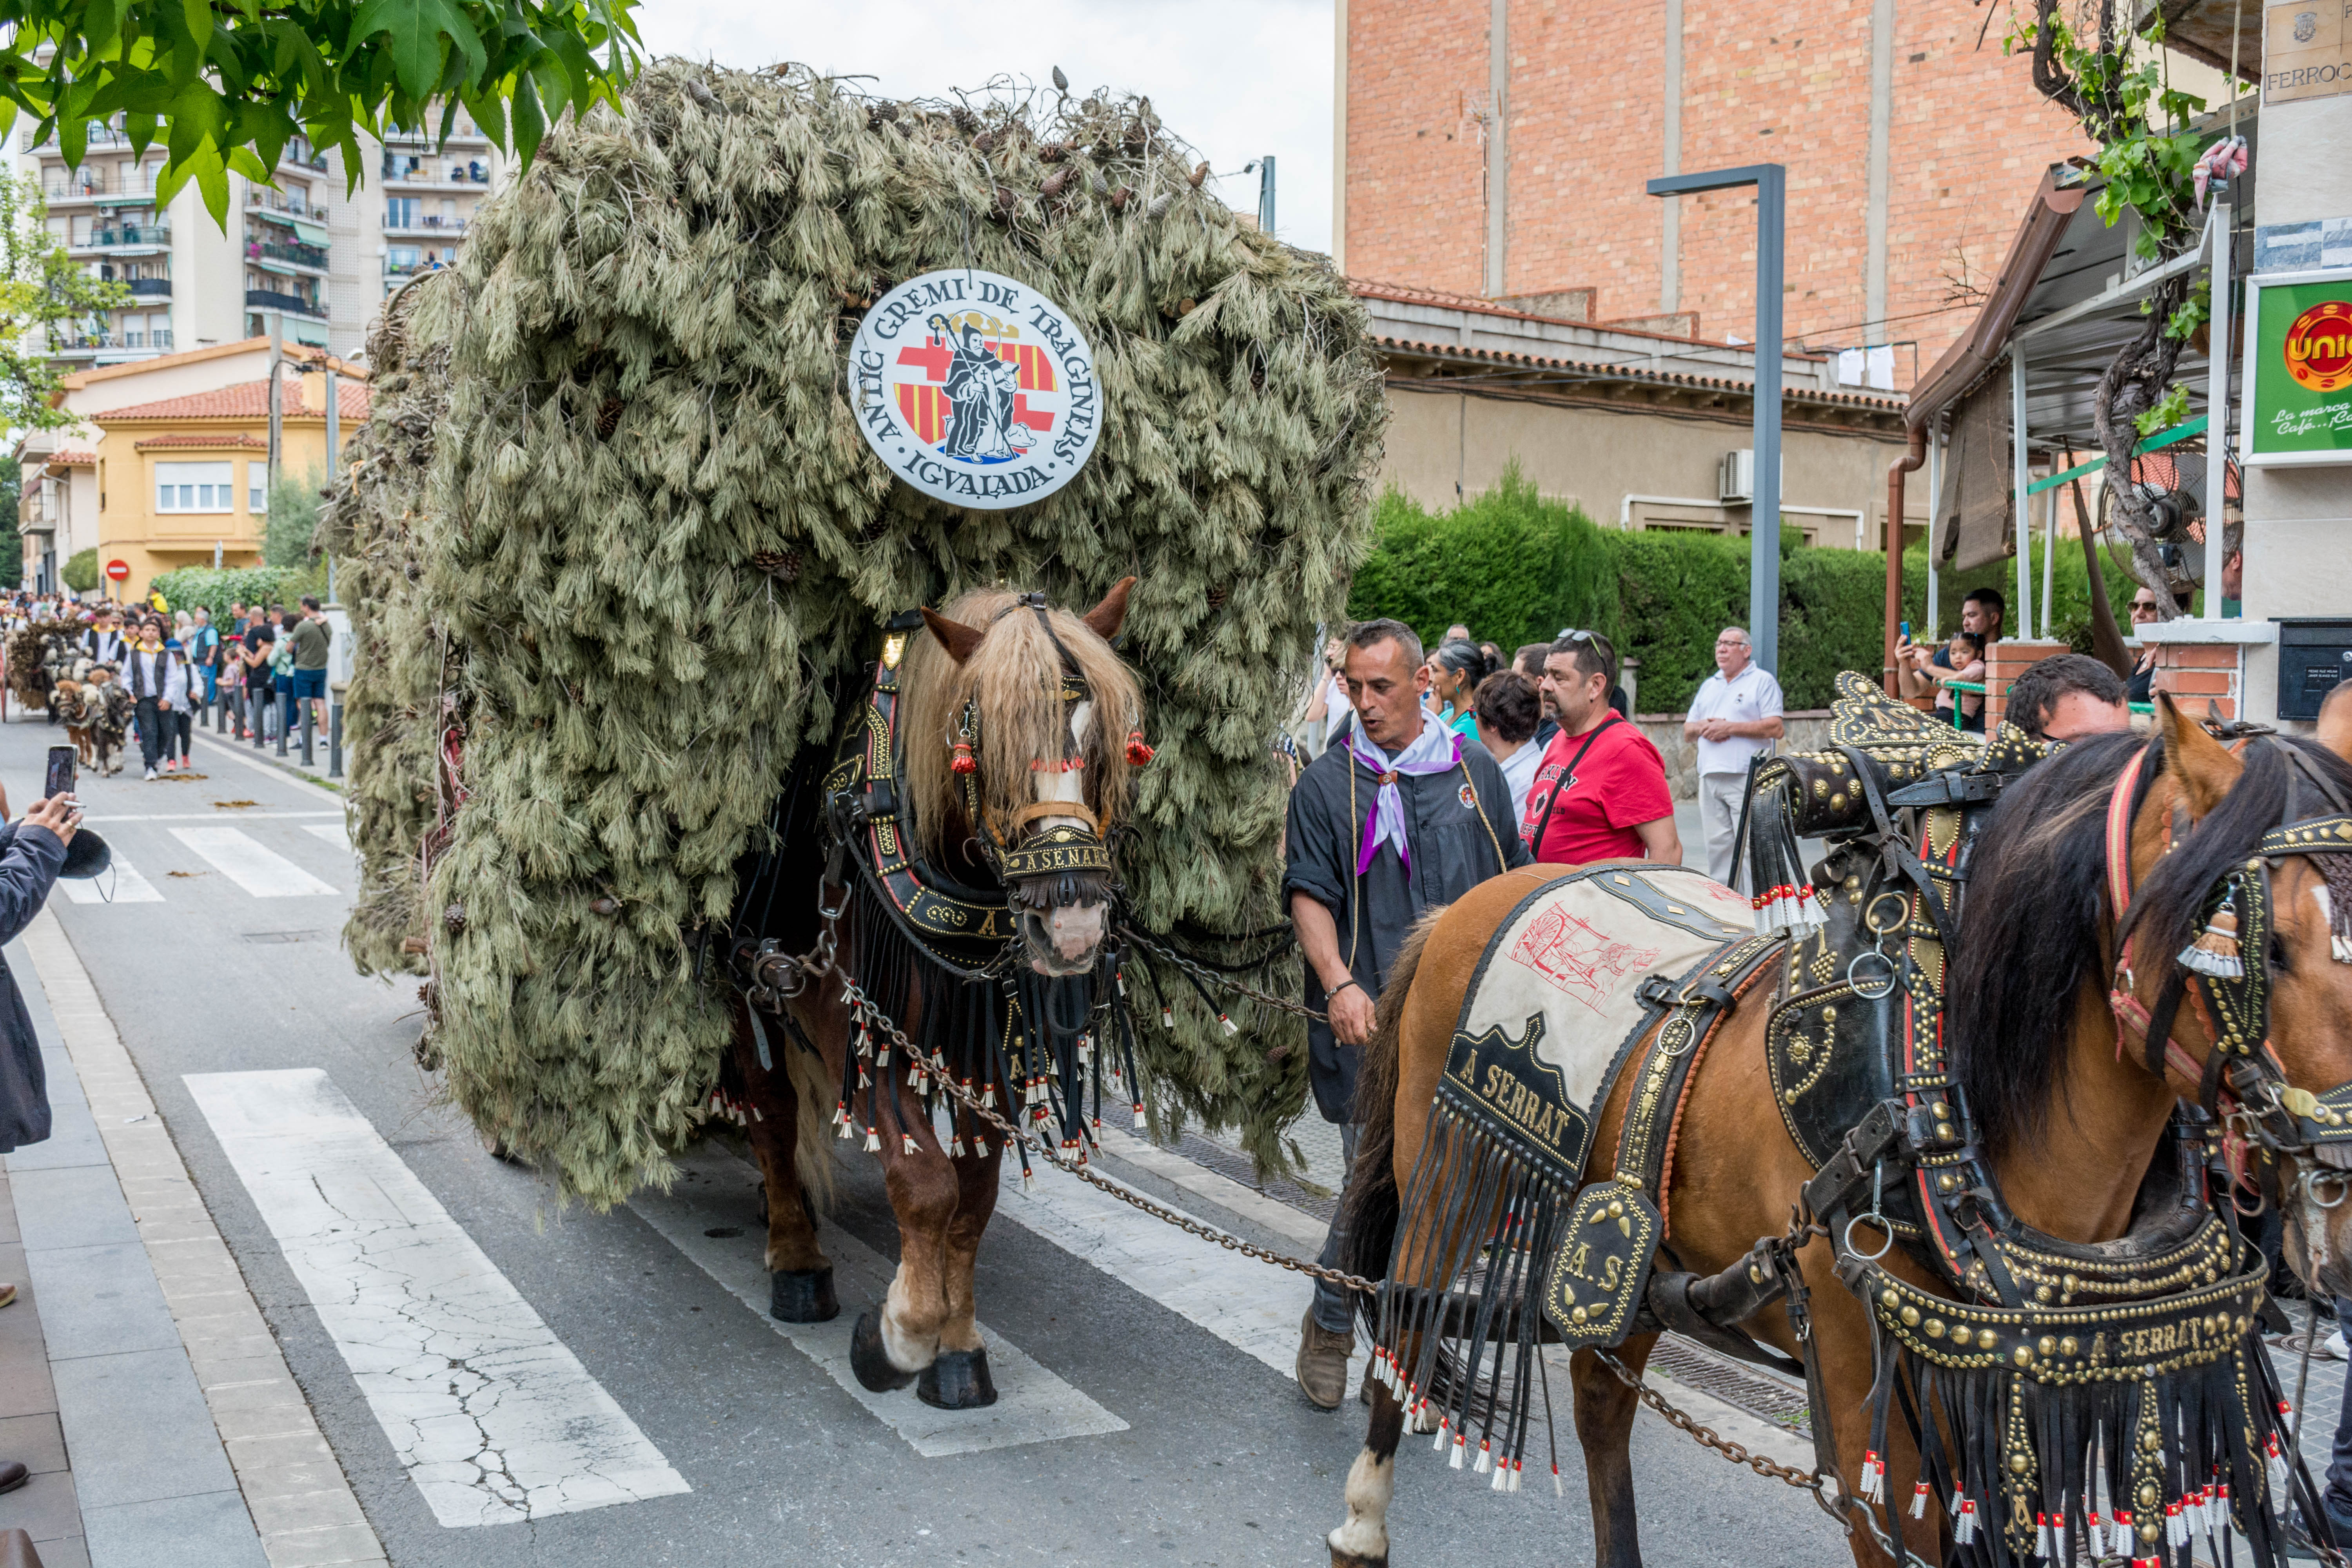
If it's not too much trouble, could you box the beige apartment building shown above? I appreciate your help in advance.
[20,107,504,370]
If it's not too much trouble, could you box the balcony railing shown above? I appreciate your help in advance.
[121,328,172,349]
[384,258,453,279]
[250,239,329,270]
[382,160,491,185]
[124,277,172,299]
[382,212,467,233]
[245,288,325,319]
[23,121,138,154]
[245,190,319,219]
[81,224,171,248]
[44,173,162,203]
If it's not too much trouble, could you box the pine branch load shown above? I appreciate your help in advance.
[345,60,1387,1207]
[322,276,454,984]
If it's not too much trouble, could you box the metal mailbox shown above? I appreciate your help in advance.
[2276,618,2352,721]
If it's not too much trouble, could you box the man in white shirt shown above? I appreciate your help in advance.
[1682,626,1784,886]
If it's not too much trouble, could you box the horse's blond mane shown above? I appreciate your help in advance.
[899,587,1144,860]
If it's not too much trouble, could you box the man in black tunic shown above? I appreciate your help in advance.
[1283,617,1528,1407]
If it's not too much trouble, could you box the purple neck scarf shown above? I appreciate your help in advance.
[1349,711,1462,874]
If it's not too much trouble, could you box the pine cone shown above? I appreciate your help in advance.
[950,104,978,135]
[442,902,466,931]
[991,185,1018,222]
[1207,585,1230,611]
[1042,168,1072,200]
[751,548,803,583]
[975,130,998,154]
[1038,141,1067,163]
[1188,161,1209,189]
[1051,65,1069,91]
[595,396,624,440]
[1109,186,1134,212]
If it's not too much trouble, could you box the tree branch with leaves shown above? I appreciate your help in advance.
[0,174,132,431]
[0,0,644,227]
[2009,0,2217,618]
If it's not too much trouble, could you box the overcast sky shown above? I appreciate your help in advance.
[637,0,1337,254]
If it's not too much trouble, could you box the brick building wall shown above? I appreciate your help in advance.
[1341,0,2089,383]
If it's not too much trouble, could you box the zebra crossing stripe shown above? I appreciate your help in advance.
[169,827,338,897]
[57,853,164,904]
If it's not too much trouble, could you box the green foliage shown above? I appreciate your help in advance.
[0,0,644,226]
[59,545,96,593]
[349,65,1388,1206]
[145,565,299,621]
[1,177,131,432]
[2137,383,2193,437]
[0,460,18,588]
[1345,468,1617,652]
[265,465,327,568]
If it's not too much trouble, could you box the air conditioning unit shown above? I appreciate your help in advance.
[1719,449,1755,503]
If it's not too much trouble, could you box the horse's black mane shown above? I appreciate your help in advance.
[1951,727,2352,1157]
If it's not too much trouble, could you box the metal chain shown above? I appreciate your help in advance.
[1588,1348,1933,1568]
[1120,924,1327,1023]
[836,977,1380,1292]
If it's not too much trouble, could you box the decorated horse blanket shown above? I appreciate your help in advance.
[1442,864,1757,1183]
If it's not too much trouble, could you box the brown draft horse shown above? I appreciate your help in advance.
[1327,699,2352,1568]
[722,580,1144,1410]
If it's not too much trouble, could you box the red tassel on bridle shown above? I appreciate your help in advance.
[1125,729,1154,766]
[950,739,978,775]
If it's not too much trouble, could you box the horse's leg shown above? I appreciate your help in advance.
[918,1134,1005,1410]
[848,1075,962,1396]
[1330,1375,1408,1568]
[1571,1336,1657,1568]
[737,997,838,1323]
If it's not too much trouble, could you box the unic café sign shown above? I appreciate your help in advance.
[845,268,1102,509]
[2245,270,2352,467]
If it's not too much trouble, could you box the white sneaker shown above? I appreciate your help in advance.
[2328,1329,2347,1360]
[143,767,157,780]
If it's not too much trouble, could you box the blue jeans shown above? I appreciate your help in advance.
[1310,1123,1363,1334]
[2324,1297,2352,1534]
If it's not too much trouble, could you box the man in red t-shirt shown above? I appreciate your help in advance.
[1521,630,1682,865]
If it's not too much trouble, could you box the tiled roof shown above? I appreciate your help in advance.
[134,433,269,450]
[1349,276,1821,356]
[1374,334,1911,416]
[41,450,96,466]
[60,337,366,389]
[96,378,371,423]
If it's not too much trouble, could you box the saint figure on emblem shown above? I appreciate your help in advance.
[930,316,1024,462]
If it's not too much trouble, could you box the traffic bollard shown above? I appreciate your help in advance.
[328,702,343,779]
[301,702,314,769]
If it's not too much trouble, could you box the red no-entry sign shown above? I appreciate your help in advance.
[104,559,129,582]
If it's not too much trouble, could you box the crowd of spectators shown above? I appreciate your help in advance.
[2,591,334,778]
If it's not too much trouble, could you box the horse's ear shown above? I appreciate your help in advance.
[920,606,987,666]
[2318,681,2352,767]
[1078,576,1137,643]
[2158,691,2243,817]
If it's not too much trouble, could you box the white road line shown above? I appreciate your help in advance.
[629,1146,1126,1457]
[189,732,343,802]
[990,1153,1371,1390]
[303,822,350,847]
[184,1069,691,1527]
[85,811,344,822]
[56,852,165,904]
[169,827,338,897]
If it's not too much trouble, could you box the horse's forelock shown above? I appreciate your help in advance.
[898,586,1143,863]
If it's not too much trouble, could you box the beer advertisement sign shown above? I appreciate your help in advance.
[2245,270,2352,466]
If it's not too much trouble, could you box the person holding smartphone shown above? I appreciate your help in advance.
[0,785,80,1497]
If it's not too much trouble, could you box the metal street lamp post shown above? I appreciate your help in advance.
[1647,163,1786,675]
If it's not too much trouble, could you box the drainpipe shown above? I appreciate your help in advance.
[1884,426,1926,695]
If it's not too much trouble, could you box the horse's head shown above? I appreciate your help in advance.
[903,578,1145,977]
[2123,695,2352,1294]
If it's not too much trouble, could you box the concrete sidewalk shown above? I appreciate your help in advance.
[0,912,385,1568]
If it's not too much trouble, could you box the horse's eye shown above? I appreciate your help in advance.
[2272,931,2292,974]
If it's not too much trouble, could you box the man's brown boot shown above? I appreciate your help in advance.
[1296,1309,1353,1410]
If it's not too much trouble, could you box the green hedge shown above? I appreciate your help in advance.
[1346,466,1617,655]
[60,546,97,594]
[146,566,300,621]
[1348,473,2153,715]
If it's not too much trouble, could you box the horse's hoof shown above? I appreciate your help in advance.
[849,1308,917,1392]
[1328,1548,1387,1568]
[916,1346,997,1409]
[769,1266,838,1323]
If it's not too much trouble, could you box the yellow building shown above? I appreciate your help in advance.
[90,368,369,594]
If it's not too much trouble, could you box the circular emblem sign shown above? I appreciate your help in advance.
[2285,300,2352,394]
[846,268,1101,508]
[103,559,129,582]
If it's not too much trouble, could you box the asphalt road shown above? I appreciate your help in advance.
[0,708,1833,1568]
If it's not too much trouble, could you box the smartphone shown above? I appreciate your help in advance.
[1899,621,1911,641]
[44,745,74,802]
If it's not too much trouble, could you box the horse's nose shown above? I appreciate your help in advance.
[1045,902,1106,962]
